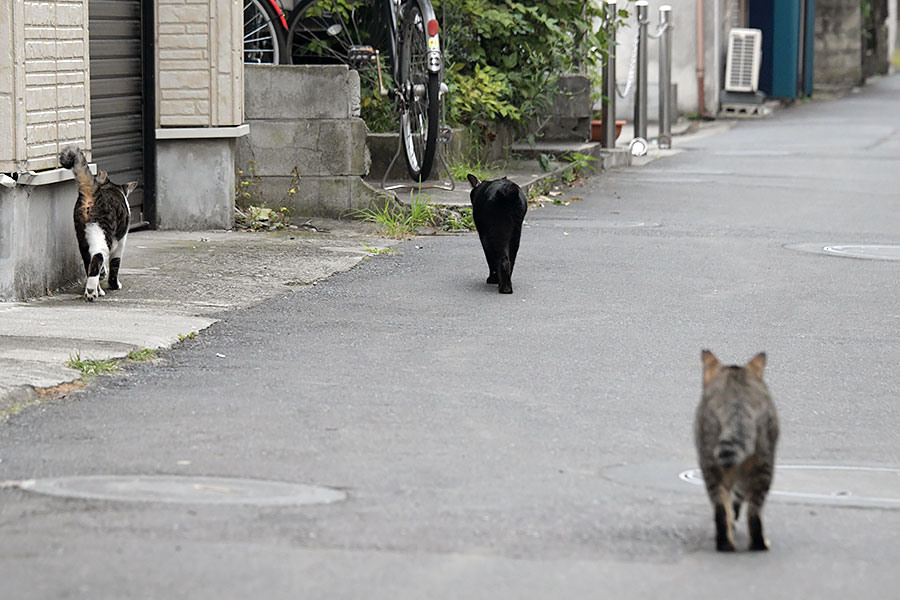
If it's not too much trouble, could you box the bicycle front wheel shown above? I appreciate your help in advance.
[398,1,440,182]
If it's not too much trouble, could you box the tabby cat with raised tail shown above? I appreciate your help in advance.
[695,350,779,552]
[59,147,137,301]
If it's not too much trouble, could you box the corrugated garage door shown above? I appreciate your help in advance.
[89,0,148,229]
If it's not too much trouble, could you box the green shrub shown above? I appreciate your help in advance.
[436,0,628,136]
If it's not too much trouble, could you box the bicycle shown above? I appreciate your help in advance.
[243,0,445,183]
[243,0,289,65]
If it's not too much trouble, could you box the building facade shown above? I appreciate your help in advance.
[0,0,246,300]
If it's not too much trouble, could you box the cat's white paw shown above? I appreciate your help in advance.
[84,286,99,302]
[98,286,106,297]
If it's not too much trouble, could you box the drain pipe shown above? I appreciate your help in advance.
[696,0,709,118]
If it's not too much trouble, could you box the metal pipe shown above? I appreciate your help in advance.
[633,0,649,142]
[601,0,617,149]
[696,0,707,118]
[658,5,672,149]
[142,0,158,228]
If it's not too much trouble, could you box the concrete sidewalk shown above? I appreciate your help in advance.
[0,117,707,415]
[0,223,395,414]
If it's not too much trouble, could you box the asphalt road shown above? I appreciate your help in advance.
[2,76,900,598]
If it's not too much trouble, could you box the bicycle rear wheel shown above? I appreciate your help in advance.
[244,0,286,64]
[398,0,439,181]
[286,1,395,129]
[286,1,390,67]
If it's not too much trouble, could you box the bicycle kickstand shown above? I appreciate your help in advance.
[381,125,455,192]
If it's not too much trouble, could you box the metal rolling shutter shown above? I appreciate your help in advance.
[88,0,147,229]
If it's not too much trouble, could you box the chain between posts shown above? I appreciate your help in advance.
[648,21,673,40]
[615,21,640,99]
[615,12,673,100]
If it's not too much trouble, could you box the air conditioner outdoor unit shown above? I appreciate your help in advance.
[725,28,762,93]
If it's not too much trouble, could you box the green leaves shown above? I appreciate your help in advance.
[436,0,618,132]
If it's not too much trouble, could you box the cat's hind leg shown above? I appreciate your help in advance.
[702,470,736,552]
[479,232,499,284]
[107,233,127,290]
[83,223,109,301]
[85,253,105,301]
[498,253,513,294]
[746,465,774,551]
[714,485,737,551]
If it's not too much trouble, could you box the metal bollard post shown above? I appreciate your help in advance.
[631,0,649,156]
[658,5,673,149]
[601,0,617,149]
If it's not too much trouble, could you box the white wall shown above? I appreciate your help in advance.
[157,0,244,128]
[593,0,732,121]
[0,0,91,172]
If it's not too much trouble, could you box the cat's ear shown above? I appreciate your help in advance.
[96,170,108,184]
[124,181,139,196]
[467,174,481,189]
[746,352,766,379]
[701,350,721,385]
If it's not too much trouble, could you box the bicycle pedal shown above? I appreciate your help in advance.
[348,45,377,64]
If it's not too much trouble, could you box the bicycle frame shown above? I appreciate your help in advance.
[266,0,290,29]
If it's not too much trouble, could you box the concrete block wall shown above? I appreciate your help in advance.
[814,0,864,89]
[540,74,591,142]
[157,0,243,127]
[0,0,91,172]
[237,65,391,219]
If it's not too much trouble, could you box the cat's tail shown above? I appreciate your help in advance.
[59,146,94,221]
[715,435,750,468]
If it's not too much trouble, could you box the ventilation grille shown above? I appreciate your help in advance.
[725,28,762,92]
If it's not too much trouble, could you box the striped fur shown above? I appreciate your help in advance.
[59,146,96,222]
[695,350,779,552]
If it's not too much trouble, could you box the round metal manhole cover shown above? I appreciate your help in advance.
[603,463,900,509]
[15,475,347,506]
[539,220,661,229]
[786,243,900,261]
[679,465,900,508]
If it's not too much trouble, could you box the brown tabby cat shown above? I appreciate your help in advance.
[59,147,137,301]
[695,350,779,552]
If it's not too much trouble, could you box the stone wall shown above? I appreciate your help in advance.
[237,65,390,219]
[156,0,243,127]
[814,0,864,89]
[0,0,91,172]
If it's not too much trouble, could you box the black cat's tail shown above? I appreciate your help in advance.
[59,146,94,222]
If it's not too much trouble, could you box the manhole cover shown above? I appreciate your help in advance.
[14,475,347,506]
[679,465,900,508]
[786,243,900,261]
[603,463,900,509]
[539,220,661,229]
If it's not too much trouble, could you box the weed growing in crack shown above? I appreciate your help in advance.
[353,190,436,238]
[126,348,158,362]
[66,352,120,379]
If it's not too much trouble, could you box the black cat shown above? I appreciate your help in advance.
[59,147,137,301]
[467,174,527,294]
